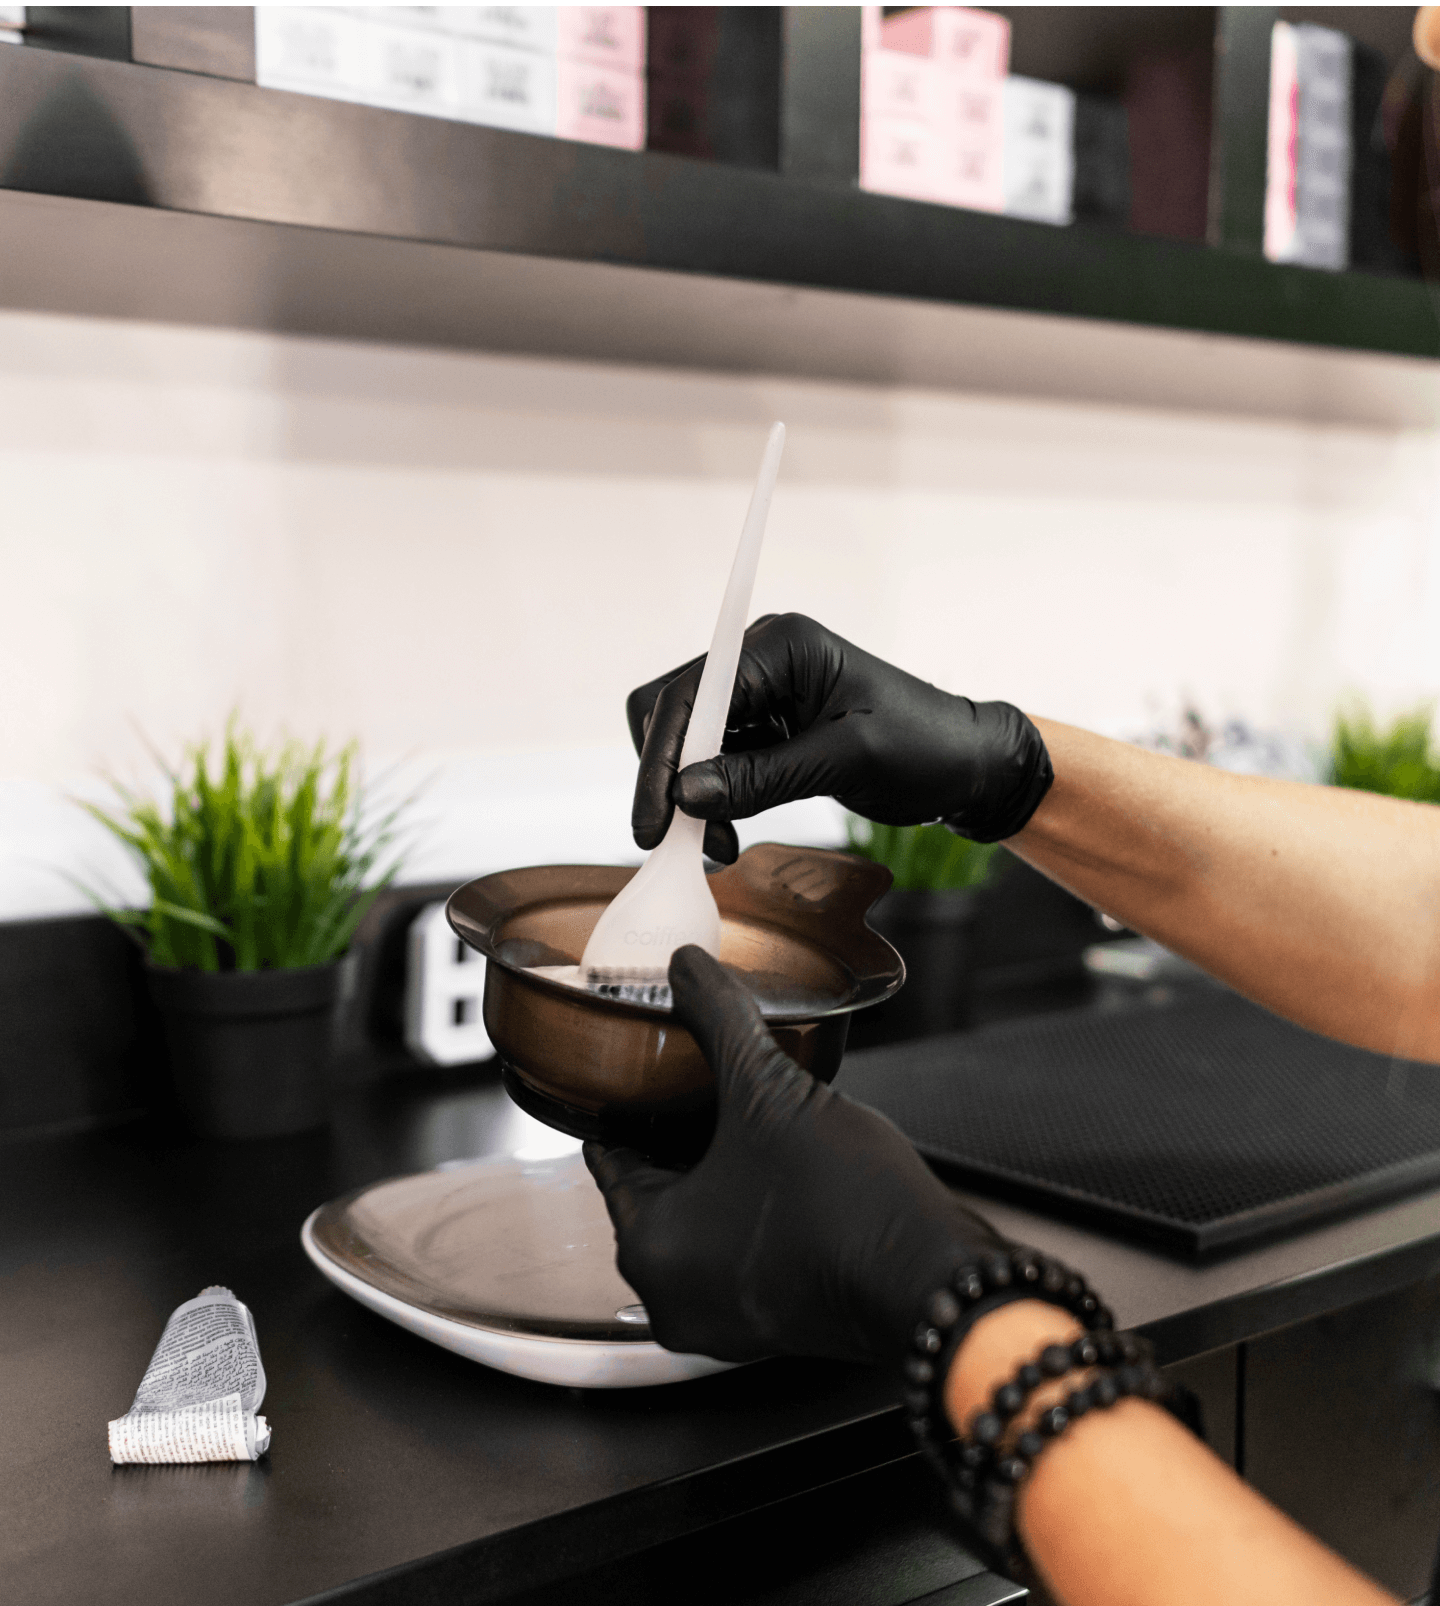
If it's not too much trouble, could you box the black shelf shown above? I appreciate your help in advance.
[0,36,1436,369]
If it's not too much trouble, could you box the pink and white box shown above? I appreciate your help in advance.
[874,4,1010,77]
[860,6,1009,211]
[932,78,1005,211]
[862,47,941,125]
[861,118,940,203]
[556,56,645,149]
[556,7,646,73]
[932,127,1004,212]
[554,8,644,149]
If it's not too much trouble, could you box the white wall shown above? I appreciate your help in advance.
[4,307,1440,918]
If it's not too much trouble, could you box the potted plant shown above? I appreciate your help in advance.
[83,723,405,1139]
[1331,703,1440,801]
[844,818,1005,1047]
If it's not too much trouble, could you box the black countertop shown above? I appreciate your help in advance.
[8,1033,1440,1606]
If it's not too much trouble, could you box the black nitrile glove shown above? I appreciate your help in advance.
[626,613,1053,865]
[584,946,1015,1367]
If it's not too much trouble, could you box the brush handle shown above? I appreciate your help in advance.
[677,421,786,773]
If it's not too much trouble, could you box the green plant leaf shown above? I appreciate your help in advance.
[844,815,1005,892]
[148,900,234,940]
[73,718,412,973]
[1331,703,1440,803]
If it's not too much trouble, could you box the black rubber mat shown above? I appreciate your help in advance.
[836,990,1440,1256]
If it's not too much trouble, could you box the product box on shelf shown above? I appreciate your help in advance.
[1264,20,1352,271]
[256,8,371,107]
[557,56,645,148]
[861,6,1078,225]
[467,37,558,136]
[557,6,646,72]
[932,115,1004,211]
[255,6,643,149]
[859,5,1009,213]
[933,74,1004,211]
[930,6,1010,79]
[1002,75,1075,225]
[861,117,940,203]
[469,7,560,53]
[876,2,1009,76]
[862,45,941,125]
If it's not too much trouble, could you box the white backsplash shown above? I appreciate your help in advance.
[3,307,1439,920]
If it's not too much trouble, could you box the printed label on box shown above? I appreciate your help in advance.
[340,8,559,53]
[1003,147,1073,223]
[933,135,1004,213]
[1002,76,1075,224]
[1004,75,1073,148]
[256,5,642,144]
[363,19,465,118]
[873,6,1014,79]
[932,7,1010,80]
[556,59,644,149]
[1291,23,1351,269]
[862,50,941,126]
[556,6,646,72]
[469,6,558,53]
[256,8,371,100]
[933,76,1003,143]
[1264,22,1300,261]
[462,39,558,134]
[861,116,940,203]
[258,7,468,121]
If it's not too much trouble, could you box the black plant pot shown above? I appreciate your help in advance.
[848,887,978,1050]
[146,962,343,1139]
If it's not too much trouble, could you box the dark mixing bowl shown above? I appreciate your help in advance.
[446,843,904,1160]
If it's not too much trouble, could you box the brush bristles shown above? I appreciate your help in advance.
[585,967,672,1006]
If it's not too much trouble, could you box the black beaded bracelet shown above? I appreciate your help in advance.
[903,1246,1115,1478]
[962,1351,1176,1582]
[961,1331,1115,1474]
[963,1331,1156,1485]
[933,1328,1153,1513]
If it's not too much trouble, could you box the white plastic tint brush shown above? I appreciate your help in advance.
[580,421,787,1002]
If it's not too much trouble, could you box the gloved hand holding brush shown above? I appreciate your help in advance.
[626,613,1053,865]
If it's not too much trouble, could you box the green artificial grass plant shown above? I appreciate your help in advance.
[1330,704,1440,804]
[845,816,1004,893]
[83,722,406,972]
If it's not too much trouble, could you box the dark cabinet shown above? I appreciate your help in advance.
[1244,1277,1440,1599]
[1165,1345,1240,1470]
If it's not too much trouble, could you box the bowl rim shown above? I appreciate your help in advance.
[445,842,905,1024]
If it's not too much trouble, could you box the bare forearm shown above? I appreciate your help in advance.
[945,1302,1395,1606]
[1011,719,1440,1062]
